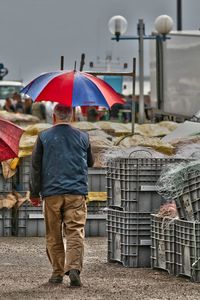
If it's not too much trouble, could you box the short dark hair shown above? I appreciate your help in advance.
[53,104,72,121]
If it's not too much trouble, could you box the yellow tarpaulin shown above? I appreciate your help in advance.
[87,192,107,202]
[115,135,175,155]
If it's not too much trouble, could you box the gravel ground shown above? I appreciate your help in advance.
[0,237,200,300]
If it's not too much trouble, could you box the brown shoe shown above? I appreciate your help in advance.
[69,269,82,287]
[49,275,63,284]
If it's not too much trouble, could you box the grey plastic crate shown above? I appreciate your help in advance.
[88,168,106,192]
[107,208,151,267]
[15,163,106,193]
[0,208,12,236]
[107,157,185,184]
[87,201,107,214]
[107,177,163,212]
[14,202,45,237]
[151,214,175,274]
[15,156,31,192]
[0,165,14,192]
[174,171,200,221]
[85,214,106,237]
[14,202,106,237]
[175,219,200,282]
[107,157,184,212]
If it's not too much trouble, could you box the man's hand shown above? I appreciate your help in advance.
[30,197,42,207]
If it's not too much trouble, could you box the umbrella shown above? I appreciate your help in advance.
[21,71,125,108]
[0,118,24,162]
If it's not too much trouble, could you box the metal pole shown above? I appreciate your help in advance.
[87,71,133,76]
[159,38,164,111]
[60,56,64,70]
[132,58,136,134]
[177,0,182,30]
[80,53,85,71]
[138,19,145,123]
[156,37,164,110]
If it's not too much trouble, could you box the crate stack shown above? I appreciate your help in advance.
[0,164,16,236]
[85,168,107,237]
[12,156,44,236]
[151,214,175,274]
[87,168,107,214]
[16,156,31,192]
[11,157,107,237]
[106,157,183,267]
[174,169,200,281]
[151,167,200,282]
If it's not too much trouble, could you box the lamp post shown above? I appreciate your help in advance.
[108,14,173,124]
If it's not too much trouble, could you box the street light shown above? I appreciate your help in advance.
[108,14,173,124]
[108,15,128,41]
[154,15,173,35]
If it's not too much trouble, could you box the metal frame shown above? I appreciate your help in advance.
[59,56,136,133]
[86,58,136,133]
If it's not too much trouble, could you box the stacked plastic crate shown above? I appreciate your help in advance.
[151,165,200,282]
[86,168,107,237]
[0,164,14,236]
[106,157,182,267]
[87,168,107,214]
[174,170,200,281]
[151,214,175,274]
[13,156,44,236]
[14,157,107,237]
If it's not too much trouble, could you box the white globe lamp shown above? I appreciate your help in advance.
[154,15,173,35]
[108,15,128,40]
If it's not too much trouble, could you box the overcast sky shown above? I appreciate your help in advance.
[0,0,200,83]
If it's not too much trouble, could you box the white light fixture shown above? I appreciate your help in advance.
[108,15,128,40]
[154,15,173,35]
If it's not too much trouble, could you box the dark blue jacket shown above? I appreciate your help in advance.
[30,124,94,198]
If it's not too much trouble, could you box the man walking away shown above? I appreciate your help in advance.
[30,104,94,287]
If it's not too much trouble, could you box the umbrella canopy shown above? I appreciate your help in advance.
[21,71,125,108]
[0,118,24,162]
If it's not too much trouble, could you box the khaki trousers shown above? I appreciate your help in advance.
[44,194,87,277]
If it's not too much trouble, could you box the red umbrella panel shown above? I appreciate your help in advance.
[0,118,24,162]
[21,71,125,108]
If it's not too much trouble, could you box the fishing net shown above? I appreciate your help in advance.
[101,146,167,165]
[156,160,200,200]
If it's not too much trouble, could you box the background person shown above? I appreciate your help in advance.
[3,97,15,112]
[32,102,46,121]
[45,101,56,124]
[87,106,99,122]
[23,97,32,114]
[12,92,24,113]
[109,103,123,121]
[30,104,94,287]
